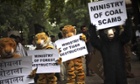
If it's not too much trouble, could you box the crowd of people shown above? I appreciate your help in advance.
[1,16,140,84]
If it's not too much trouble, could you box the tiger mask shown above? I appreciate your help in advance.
[34,32,52,49]
[0,37,20,59]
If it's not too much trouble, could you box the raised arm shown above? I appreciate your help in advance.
[88,24,101,50]
[120,18,132,45]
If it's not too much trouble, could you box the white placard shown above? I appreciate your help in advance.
[88,0,127,30]
[55,34,88,62]
[27,49,60,73]
[0,56,34,84]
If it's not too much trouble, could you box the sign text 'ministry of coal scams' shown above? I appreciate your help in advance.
[88,0,127,30]
[55,34,88,62]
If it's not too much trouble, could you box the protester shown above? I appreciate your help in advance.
[135,25,140,60]
[124,41,135,78]
[89,18,132,84]
[60,25,86,84]
[50,34,66,81]
[50,35,57,48]
[58,26,63,39]
[80,25,94,76]
[8,30,28,57]
[120,25,135,78]
[56,30,67,81]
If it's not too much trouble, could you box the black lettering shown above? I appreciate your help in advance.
[98,20,102,25]
[117,16,122,21]
[98,16,122,25]
[62,39,79,47]
[48,54,53,57]
[105,11,109,16]
[90,6,96,11]
[118,9,123,14]
[111,17,117,22]
[110,10,115,15]
[60,46,86,56]
[94,13,99,18]
[103,19,107,24]
[105,9,123,17]
[115,9,119,14]
[119,1,123,6]
[40,58,55,62]
[69,44,80,49]
[110,2,114,7]
[106,3,110,8]
[115,1,120,7]
[107,18,112,23]
[98,5,104,10]
[89,1,124,11]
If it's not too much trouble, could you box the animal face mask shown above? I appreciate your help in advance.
[62,25,76,38]
[0,38,16,58]
[106,28,116,39]
[34,32,50,48]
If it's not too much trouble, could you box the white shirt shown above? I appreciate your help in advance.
[136,30,140,37]
[50,42,57,49]
[16,43,28,56]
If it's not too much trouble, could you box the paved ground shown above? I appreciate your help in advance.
[58,55,140,84]
[127,55,140,84]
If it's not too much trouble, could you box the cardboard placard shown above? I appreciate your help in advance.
[55,34,88,62]
[88,0,127,30]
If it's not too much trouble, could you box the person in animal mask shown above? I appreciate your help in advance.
[88,18,132,84]
[8,30,28,57]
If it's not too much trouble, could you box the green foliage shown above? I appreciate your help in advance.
[0,0,25,6]
[0,0,49,43]
[58,0,90,32]
[48,0,65,24]
[0,0,92,43]
[32,0,46,12]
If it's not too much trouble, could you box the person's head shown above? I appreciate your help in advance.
[62,25,76,38]
[8,31,21,44]
[58,26,64,39]
[99,26,120,41]
[34,32,51,48]
[59,26,64,31]
[9,35,21,44]
[50,35,56,42]
[58,32,63,39]
[80,25,87,33]
[45,31,50,37]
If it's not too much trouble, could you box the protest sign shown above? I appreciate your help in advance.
[55,33,88,62]
[88,0,127,30]
[0,56,33,84]
[27,49,60,73]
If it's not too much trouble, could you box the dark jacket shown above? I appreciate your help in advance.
[89,19,132,84]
